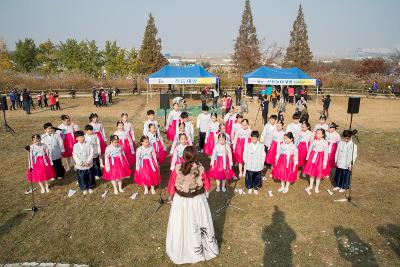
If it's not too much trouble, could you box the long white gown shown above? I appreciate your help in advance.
[166,170,219,264]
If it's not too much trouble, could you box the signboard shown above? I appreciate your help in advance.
[148,77,217,85]
[247,78,317,86]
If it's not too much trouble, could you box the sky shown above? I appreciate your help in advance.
[0,0,400,58]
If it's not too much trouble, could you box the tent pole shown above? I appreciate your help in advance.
[146,83,149,104]
[183,84,185,97]
[150,84,152,99]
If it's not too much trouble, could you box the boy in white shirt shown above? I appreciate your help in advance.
[333,130,358,192]
[286,112,302,140]
[260,115,278,152]
[41,122,65,180]
[243,131,266,194]
[73,131,94,194]
[180,112,194,143]
[143,110,160,136]
[85,125,102,180]
[196,106,211,153]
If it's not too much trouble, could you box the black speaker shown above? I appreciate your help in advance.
[0,96,8,111]
[160,94,170,110]
[347,96,360,114]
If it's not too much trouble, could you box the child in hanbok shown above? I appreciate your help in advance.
[58,115,80,171]
[26,134,56,193]
[89,113,107,166]
[224,106,237,135]
[203,113,220,156]
[113,121,136,167]
[168,133,189,198]
[233,119,251,177]
[121,113,136,151]
[103,135,132,194]
[166,103,182,141]
[265,121,285,176]
[134,136,160,195]
[146,123,167,165]
[325,122,341,178]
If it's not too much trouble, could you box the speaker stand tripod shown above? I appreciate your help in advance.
[2,109,15,134]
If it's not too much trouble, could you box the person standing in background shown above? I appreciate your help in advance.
[22,89,31,114]
[210,87,219,109]
[261,95,269,125]
[9,89,16,110]
[235,85,243,106]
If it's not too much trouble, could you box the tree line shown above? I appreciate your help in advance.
[0,14,168,77]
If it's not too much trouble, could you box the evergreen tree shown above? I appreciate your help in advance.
[13,38,38,72]
[36,39,59,74]
[0,41,12,71]
[138,14,168,74]
[232,0,261,73]
[79,40,102,77]
[58,38,81,72]
[283,4,313,68]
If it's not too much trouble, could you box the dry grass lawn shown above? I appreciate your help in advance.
[0,94,399,266]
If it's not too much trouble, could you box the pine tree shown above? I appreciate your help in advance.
[283,4,313,68]
[36,39,59,74]
[127,47,140,75]
[232,0,261,73]
[138,14,168,74]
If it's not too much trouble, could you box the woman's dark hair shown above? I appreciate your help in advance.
[211,112,218,118]
[181,146,197,175]
[302,121,311,131]
[117,121,124,127]
[316,129,326,139]
[140,135,149,143]
[89,113,98,121]
[43,122,53,129]
[285,132,294,141]
[251,130,260,138]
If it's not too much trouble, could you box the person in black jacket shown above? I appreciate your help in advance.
[261,95,269,125]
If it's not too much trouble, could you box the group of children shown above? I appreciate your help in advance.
[26,102,357,198]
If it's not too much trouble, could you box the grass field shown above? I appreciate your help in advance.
[0,94,399,266]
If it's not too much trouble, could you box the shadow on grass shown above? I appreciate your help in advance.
[377,224,400,258]
[262,206,296,266]
[334,226,378,266]
[0,212,27,239]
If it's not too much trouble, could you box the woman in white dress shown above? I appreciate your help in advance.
[166,146,219,264]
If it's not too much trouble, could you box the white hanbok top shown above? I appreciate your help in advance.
[184,121,194,143]
[143,119,160,136]
[58,123,80,139]
[113,130,135,155]
[335,140,358,169]
[286,122,302,140]
[170,144,187,171]
[166,110,182,129]
[122,121,135,141]
[28,143,52,169]
[135,146,158,171]
[295,130,313,147]
[90,122,107,141]
[85,134,101,158]
[313,123,329,133]
[326,131,341,153]
[104,144,127,172]
[146,132,165,152]
[224,112,237,124]
[233,128,252,148]
[211,143,233,169]
[243,142,266,172]
[73,141,94,170]
[231,122,242,141]
[206,121,220,139]
[260,123,277,148]
[196,113,211,133]
[41,132,64,160]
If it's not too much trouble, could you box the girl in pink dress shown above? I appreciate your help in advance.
[231,114,243,142]
[58,115,80,171]
[272,132,298,193]
[103,135,132,194]
[325,122,341,178]
[121,113,137,152]
[295,121,313,170]
[170,122,193,155]
[313,115,329,137]
[208,133,235,192]
[113,121,136,167]
[166,103,182,141]
[168,133,188,198]
[89,113,107,166]
[233,119,251,177]
[134,136,160,195]
[215,123,232,146]
[204,113,220,156]
[26,134,56,193]
[303,129,329,194]
[147,123,167,165]
[224,107,237,136]
[265,121,286,176]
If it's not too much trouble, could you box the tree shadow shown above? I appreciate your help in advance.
[0,212,27,239]
[334,226,378,266]
[262,206,296,266]
[377,224,400,258]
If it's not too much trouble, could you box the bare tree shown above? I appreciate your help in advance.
[263,42,284,66]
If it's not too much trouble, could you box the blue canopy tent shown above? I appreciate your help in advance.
[146,65,219,103]
[243,66,317,86]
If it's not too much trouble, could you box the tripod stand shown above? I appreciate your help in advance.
[24,147,40,219]
[2,109,15,134]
